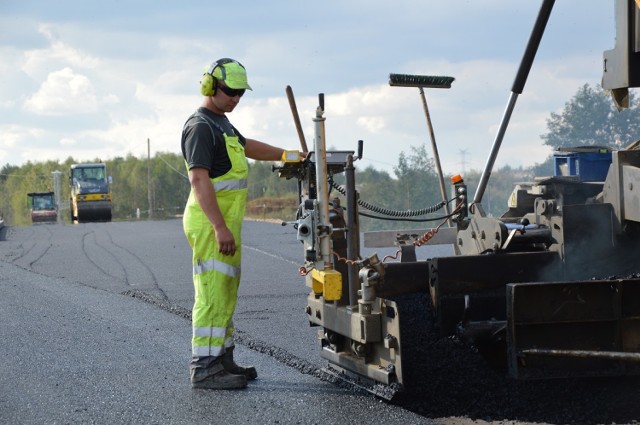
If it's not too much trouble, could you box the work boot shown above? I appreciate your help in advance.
[222,347,258,380]
[191,361,247,390]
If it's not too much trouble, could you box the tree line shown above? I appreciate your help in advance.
[1,84,638,231]
[0,148,535,230]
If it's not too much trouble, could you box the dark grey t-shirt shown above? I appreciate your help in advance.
[181,107,246,179]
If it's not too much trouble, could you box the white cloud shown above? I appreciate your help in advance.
[23,67,98,115]
[0,125,46,164]
[59,138,76,146]
[356,116,387,133]
[0,0,625,176]
[0,125,44,149]
[102,94,120,105]
[21,23,101,79]
[0,99,16,109]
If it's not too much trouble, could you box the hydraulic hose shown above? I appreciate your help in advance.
[329,177,446,218]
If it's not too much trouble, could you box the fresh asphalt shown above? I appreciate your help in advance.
[0,220,438,425]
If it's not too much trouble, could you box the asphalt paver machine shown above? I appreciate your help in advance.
[276,0,640,398]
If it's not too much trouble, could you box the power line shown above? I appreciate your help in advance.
[156,152,188,179]
[0,172,56,178]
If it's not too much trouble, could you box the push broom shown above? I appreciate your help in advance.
[389,73,455,224]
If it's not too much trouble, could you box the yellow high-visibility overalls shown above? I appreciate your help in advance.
[183,117,248,359]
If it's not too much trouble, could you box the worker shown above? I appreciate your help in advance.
[181,58,298,390]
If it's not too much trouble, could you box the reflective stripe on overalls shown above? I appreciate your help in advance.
[182,117,248,358]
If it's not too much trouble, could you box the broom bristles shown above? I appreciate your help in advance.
[389,73,455,88]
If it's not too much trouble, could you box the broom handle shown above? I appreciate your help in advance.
[419,88,452,225]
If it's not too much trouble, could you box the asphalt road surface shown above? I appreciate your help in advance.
[0,219,442,425]
[3,219,638,425]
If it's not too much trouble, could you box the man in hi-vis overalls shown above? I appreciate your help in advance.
[181,58,297,389]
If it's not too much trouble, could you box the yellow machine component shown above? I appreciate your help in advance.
[76,193,111,202]
[309,268,342,301]
[276,150,304,179]
[281,150,302,163]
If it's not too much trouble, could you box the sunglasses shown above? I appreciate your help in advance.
[217,84,245,98]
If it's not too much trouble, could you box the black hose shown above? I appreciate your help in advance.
[359,208,458,223]
[329,177,448,218]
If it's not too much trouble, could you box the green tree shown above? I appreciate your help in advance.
[530,155,555,178]
[0,164,19,221]
[247,160,297,199]
[541,83,640,150]
[353,165,397,231]
[393,144,440,211]
[461,165,534,218]
[106,152,191,219]
[149,152,190,217]
[354,145,445,231]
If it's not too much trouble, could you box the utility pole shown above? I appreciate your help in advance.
[147,138,153,219]
[52,170,62,223]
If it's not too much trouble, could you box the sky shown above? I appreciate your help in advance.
[0,1,629,177]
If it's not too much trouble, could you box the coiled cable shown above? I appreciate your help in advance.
[329,176,447,218]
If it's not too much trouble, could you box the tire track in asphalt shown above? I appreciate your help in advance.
[14,231,33,261]
[4,226,36,263]
[6,226,54,269]
[101,228,168,300]
[26,225,54,268]
[81,229,128,284]
[81,225,168,300]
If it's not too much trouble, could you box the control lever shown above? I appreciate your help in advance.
[501,218,530,250]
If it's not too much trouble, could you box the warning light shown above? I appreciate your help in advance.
[451,174,464,184]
